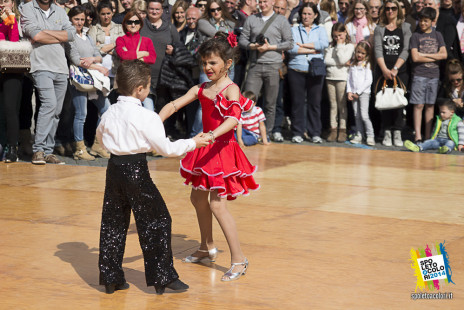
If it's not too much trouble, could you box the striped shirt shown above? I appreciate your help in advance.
[240,106,266,137]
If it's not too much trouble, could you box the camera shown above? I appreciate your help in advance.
[255,34,269,45]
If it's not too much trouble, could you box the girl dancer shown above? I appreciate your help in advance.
[159,32,259,282]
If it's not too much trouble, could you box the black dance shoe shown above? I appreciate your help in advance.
[154,279,189,295]
[105,282,130,294]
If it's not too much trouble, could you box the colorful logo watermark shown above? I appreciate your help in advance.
[410,241,455,293]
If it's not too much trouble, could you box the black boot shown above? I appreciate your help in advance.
[4,145,18,163]
[105,282,130,294]
[154,279,189,295]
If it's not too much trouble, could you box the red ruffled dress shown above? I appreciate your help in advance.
[180,83,260,200]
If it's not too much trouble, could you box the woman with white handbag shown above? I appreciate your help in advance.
[373,0,411,147]
[66,6,111,161]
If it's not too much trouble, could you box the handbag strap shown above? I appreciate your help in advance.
[298,26,311,61]
[136,36,142,53]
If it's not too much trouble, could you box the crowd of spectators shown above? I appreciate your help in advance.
[1,0,464,164]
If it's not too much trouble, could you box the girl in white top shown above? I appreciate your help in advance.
[347,41,374,145]
[324,23,355,142]
[344,0,376,45]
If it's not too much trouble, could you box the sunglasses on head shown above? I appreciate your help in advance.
[126,20,141,25]
[385,6,398,11]
[210,7,222,13]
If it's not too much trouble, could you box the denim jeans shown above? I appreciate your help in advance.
[31,71,68,155]
[420,138,455,152]
[352,93,374,137]
[70,85,110,142]
[235,128,258,146]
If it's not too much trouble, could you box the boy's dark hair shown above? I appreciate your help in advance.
[116,60,151,96]
[198,31,240,64]
[418,7,436,22]
[242,90,256,102]
[438,100,456,112]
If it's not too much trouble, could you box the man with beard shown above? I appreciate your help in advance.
[113,0,134,24]
[20,0,76,165]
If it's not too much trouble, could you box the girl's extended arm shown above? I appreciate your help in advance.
[159,85,199,121]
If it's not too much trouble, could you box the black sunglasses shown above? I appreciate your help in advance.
[126,20,141,25]
[451,78,463,83]
[210,7,222,13]
[196,3,206,8]
[385,7,398,11]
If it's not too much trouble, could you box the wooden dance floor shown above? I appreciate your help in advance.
[1,144,464,309]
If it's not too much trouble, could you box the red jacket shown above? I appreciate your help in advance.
[115,32,156,64]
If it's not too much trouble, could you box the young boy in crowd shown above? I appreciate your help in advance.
[404,100,464,154]
[409,7,448,143]
[236,91,270,147]
[96,60,209,295]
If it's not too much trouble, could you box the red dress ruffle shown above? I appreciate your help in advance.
[180,83,259,200]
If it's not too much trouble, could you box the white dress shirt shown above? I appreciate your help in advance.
[96,96,196,156]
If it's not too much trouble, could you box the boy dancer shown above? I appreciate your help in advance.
[96,60,209,295]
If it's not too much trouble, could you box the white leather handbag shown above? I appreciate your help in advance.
[375,77,408,110]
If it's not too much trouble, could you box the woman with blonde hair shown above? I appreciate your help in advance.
[373,0,411,146]
[132,0,148,20]
[171,0,189,32]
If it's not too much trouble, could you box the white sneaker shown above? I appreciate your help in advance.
[366,136,375,146]
[312,136,323,143]
[292,136,304,143]
[382,130,392,146]
[272,132,284,142]
[350,133,362,144]
[393,130,403,147]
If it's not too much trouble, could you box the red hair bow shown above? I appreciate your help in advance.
[227,32,237,48]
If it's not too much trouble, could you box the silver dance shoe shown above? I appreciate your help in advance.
[221,258,248,281]
[182,247,218,263]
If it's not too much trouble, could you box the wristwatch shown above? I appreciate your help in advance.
[393,66,398,71]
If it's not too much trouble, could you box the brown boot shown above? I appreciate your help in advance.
[326,128,338,142]
[74,141,95,161]
[89,136,110,158]
[18,129,33,156]
[337,128,347,143]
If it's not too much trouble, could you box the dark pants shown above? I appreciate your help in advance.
[0,73,23,146]
[19,75,36,131]
[288,69,325,137]
[99,154,178,287]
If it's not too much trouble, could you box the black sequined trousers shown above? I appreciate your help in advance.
[98,153,179,287]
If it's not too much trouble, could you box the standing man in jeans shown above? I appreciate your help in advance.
[20,0,76,165]
[239,0,293,137]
